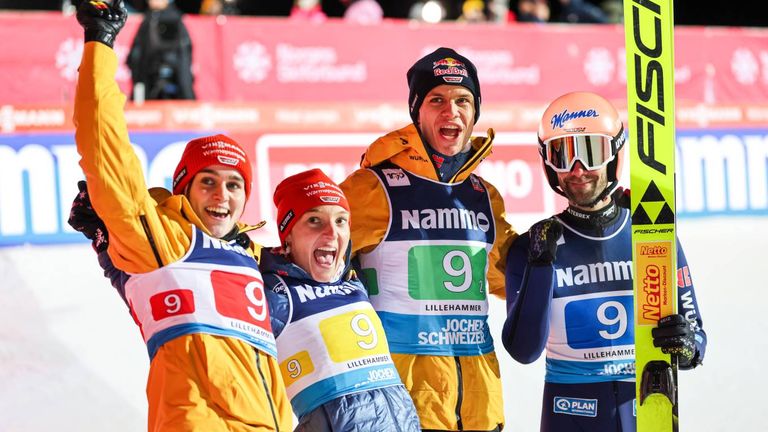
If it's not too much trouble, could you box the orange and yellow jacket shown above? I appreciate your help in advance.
[74,42,292,432]
[339,124,518,431]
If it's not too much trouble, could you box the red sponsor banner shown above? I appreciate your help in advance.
[3,100,768,134]
[2,14,768,248]
[0,12,138,103]
[2,13,768,105]
[0,13,219,103]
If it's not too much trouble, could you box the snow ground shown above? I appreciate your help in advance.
[0,216,765,432]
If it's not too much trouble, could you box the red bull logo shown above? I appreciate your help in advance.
[433,57,465,68]
[433,57,468,78]
[434,67,469,78]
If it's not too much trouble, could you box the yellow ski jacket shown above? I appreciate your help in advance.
[340,124,518,431]
[74,42,292,432]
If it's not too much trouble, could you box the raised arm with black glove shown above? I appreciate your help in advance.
[76,0,127,48]
[527,217,563,265]
[612,186,631,209]
[501,217,563,363]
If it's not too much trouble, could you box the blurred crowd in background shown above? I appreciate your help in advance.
[0,0,765,27]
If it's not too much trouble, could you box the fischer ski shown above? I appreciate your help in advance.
[624,0,679,431]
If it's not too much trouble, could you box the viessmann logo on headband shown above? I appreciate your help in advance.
[217,155,240,166]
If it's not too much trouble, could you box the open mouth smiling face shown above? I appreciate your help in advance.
[417,85,476,156]
[187,166,247,238]
[286,205,350,283]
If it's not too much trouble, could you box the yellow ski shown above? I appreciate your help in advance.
[624,0,679,431]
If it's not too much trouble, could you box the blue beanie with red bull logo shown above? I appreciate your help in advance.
[407,47,481,125]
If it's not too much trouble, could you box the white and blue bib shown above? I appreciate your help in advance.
[274,276,400,418]
[359,165,496,356]
[546,212,635,384]
[125,227,276,359]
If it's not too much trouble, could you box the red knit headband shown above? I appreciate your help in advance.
[172,134,252,198]
[273,169,350,245]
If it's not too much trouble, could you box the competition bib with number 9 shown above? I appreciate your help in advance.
[360,165,496,356]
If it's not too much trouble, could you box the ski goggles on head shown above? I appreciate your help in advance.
[541,132,623,173]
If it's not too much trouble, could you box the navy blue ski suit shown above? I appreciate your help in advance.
[502,200,706,432]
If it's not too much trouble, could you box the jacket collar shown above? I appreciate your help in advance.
[360,124,495,183]
[153,186,265,253]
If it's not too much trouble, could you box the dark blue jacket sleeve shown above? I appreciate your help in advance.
[676,240,707,369]
[501,235,555,364]
[263,274,290,338]
[97,250,130,307]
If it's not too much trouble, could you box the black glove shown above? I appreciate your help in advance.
[76,0,127,48]
[612,186,631,209]
[68,180,109,253]
[527,217,563,265]
[652,314,697,367]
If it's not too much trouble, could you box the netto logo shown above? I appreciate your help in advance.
[641,264,662,322]
[630,0,667,175]
[640,245,667,256]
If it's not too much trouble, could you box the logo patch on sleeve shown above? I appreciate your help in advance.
[553,396,598,417]
[382,168,410,187]
[469,175,485,192]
